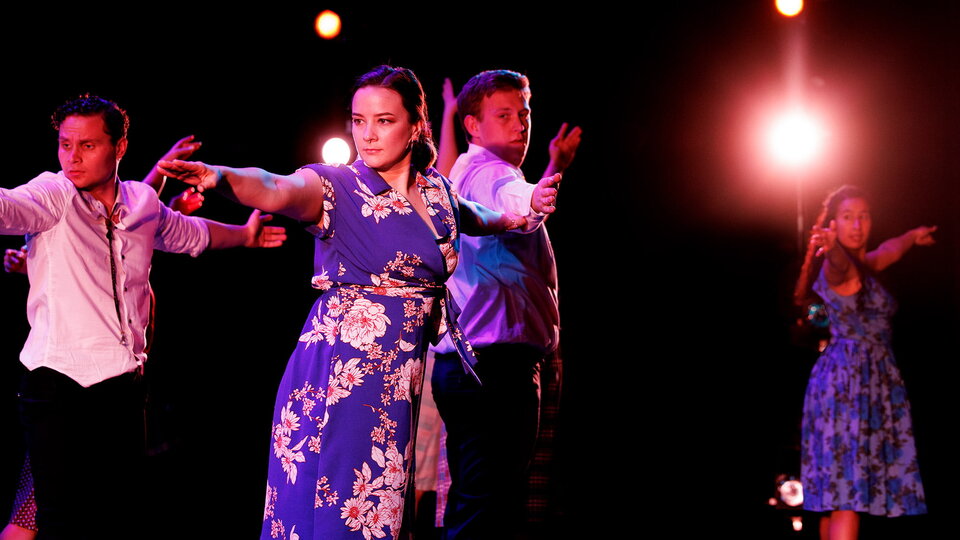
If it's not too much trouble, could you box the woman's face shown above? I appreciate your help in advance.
[833,197,871,251]
[351,86,420,175]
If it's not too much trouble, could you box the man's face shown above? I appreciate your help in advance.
[466,89,530,167]
[58,114,125,193]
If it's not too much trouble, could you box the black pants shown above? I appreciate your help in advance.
[432,344,544,540]
[18,367,146,540]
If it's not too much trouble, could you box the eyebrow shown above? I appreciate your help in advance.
[352,112,398,118]
[58,135,101,143]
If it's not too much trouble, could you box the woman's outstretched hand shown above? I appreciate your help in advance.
[157,160,219,192]
[911,225,937,246]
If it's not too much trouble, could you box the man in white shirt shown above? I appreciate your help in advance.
[0,95,284,539]
[431,70,580,539]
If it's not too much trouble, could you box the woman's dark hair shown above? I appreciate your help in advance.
[793,184,870,306]
[51,94,129,146]
[353,65,436,173]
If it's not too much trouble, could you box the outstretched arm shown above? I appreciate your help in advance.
[203,209,287,250]
[157,160,326,223]
[458,174,560,236]
[436,78,460,177]
[866,225,937,272]
[143,135,203,194]
[543,123,582,177]
[457,198,526,236]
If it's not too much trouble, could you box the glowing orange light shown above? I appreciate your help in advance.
[776,0,804,17]
[315,10,341,39]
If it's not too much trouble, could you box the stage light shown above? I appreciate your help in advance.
[775,0,804,17]
[769,475,806,533]
[778,479,804,507]
[766,109,826,169]
[322,137,351,164]
[315,10,341,40]
[770,474,804,507]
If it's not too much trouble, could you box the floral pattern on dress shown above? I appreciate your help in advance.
[261,161,465,539]
[800,272,927,517]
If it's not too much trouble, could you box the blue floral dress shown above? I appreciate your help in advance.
[261,161,471,539]
[800,270,927,516]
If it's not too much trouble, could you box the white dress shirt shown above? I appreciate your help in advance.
[436,144,559,355]
[1,171,210,387]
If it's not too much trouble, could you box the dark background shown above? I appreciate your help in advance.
[2,2,957,537]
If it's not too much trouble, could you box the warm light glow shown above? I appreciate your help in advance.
[315,10,341,39]
[791,516,804,532]
[322,137,351,164]
[778,479,804,507]
[776,0,804,17]
[766,109,826,169]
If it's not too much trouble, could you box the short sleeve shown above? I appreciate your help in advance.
[301,164,337,238]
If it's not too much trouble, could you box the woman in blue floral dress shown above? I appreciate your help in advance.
[794,185,936,539]
[159,66,561,539]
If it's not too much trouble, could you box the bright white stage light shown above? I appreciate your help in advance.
[766,109,826,169]
[778,479,804,507]
[322,137,351,165]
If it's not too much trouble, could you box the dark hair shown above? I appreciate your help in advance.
[51,94,129,146]
[457,69,531,142]
[793,185,870,306]
[353,65,436,173]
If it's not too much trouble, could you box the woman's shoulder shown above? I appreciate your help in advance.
[299,162,353,179]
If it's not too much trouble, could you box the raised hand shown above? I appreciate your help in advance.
[531,173,562,215]
[159,135,202,162]
[245,209,287,248]
[811,220,838,256]
[442,77,458,113]
[156,160,219,192]
[547,123,582,174]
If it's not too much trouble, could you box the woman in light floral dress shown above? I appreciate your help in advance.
[794,185,935,539]
[159,65,561,539]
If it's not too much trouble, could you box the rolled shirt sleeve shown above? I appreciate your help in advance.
[153,203,210,257]
[1,172,71,235]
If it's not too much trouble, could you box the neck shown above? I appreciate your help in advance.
[87,177,118,211]
[853,247,867,262]
[376,159,415,192]
[477,143,523,168]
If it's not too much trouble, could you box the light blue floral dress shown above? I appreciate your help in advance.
[261,161,471,539]
[801,270,927,516]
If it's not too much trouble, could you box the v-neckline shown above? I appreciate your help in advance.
[355,160,449,242]
[398,177,441,240]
